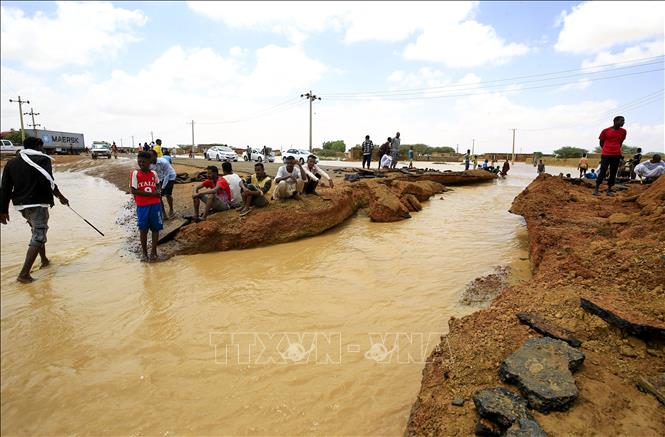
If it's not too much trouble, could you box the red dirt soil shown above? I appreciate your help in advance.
[405,174,665,437]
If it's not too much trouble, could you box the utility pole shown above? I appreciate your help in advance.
[150,131,154,143]
[120,138,123,148]
[510,128,517,163]
[24,107,41,131]
[186,120,195,150]
[456,144,459,154]
[8,96,30,141]
[300,90,321,151]
[471,139,475,155]
[131,135,135,148]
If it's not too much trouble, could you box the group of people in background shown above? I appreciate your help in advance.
[361,132,413,169]
[129,144,335,261]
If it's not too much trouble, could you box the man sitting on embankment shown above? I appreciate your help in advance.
[273,156,305,201]
[634,154,665,184]
[191,165,232,221]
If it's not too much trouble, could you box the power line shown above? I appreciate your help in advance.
[326,67,664,101]
[323,55,664,98]
[197,97,302,125]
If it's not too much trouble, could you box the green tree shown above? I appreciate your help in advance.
[321,140,346,153]
[1,128,23,145]
[553,146,588,158]
[432,146,456,154]
[593,144,640,154]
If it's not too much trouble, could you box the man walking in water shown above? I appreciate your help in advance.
[1,136,70,283]
[594,116,626,196]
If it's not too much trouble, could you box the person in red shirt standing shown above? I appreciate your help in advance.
[191,165,231,221]
[594,116,626,196]
[130,151,163,262]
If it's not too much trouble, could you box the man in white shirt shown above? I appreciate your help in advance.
[634,154,665,184]
[273,156,305,200]
[380,153,392,169]
[151,150,177,219]
[221,161,243,208]
[302,155,334,194]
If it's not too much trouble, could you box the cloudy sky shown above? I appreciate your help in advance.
[1,1,663,153]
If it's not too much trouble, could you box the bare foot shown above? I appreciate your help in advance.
[140,254,149,263]
[17,275,35,284]
[40,258,50,269]
[149,253,158,263]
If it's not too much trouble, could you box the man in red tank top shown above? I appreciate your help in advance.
[593,116,626,196]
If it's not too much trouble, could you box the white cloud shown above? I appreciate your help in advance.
[403,20,529,67]
[1,1,147,70]
[581,40,665,69]
[188,1,528,67]
[555,1,665,54]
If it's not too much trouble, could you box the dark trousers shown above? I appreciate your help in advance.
[378,153,385,169]
[304,175,320,194]
[596,155,620,190]
[362,154,371,168]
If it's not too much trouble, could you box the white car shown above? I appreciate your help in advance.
[282,148,318,165]
[91,142,112,159]
[205,146,238,162]
[0,139,23,155]
[242,148,275,163]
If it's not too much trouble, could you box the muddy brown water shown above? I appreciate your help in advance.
[0,163,566,436]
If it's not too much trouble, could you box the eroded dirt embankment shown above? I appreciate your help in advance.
[43,156,495,255]
[405,175,665,436]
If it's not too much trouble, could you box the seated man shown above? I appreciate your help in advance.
[221,161,243,208]
[239,162,272,216]
[273,156,305,200]
[191,165,232,221]
[380,153,392,169]
[302,155,334,194]
[585,169,597,179]
[482,159,489,169]
[634,154,665,184]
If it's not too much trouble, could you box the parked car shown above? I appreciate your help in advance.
[205,146,238,162]
[242,148,275,163]
[91,142,112,159]
[0,139,23,155]
[282,148,317,164]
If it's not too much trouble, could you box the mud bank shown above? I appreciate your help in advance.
[161,170,495,256]
[405,174,665,436]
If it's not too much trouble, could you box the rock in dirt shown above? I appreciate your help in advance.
[504,416,547,437]
[472,387,528,428]
[452,397,465,407]
[499,337,584,413]
[580,295,665,338]
[516,312,582,347]
[636,373,665,405]
[475,418,502,436]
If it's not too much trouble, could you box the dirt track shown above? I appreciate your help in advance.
[406,175,665,436]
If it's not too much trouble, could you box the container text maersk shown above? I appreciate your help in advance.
[26,129,85,154]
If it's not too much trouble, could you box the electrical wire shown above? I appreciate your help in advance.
[196,97,303,125]
[325,67,664,101]
[323,55,664,97]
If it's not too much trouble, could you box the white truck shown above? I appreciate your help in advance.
[91,141,112,159]
[0,139,23,156]
[26,129,85,154]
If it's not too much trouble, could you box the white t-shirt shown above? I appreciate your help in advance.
[380,154,392,168]
[276,165,302,181]
[223,173,243,207]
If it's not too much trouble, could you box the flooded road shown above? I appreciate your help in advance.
[0,165,545,436]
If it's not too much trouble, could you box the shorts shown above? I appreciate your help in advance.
[20,206,49,248]
[137,203,163,231]
[199,194,230,212]
[161,180,175,197]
